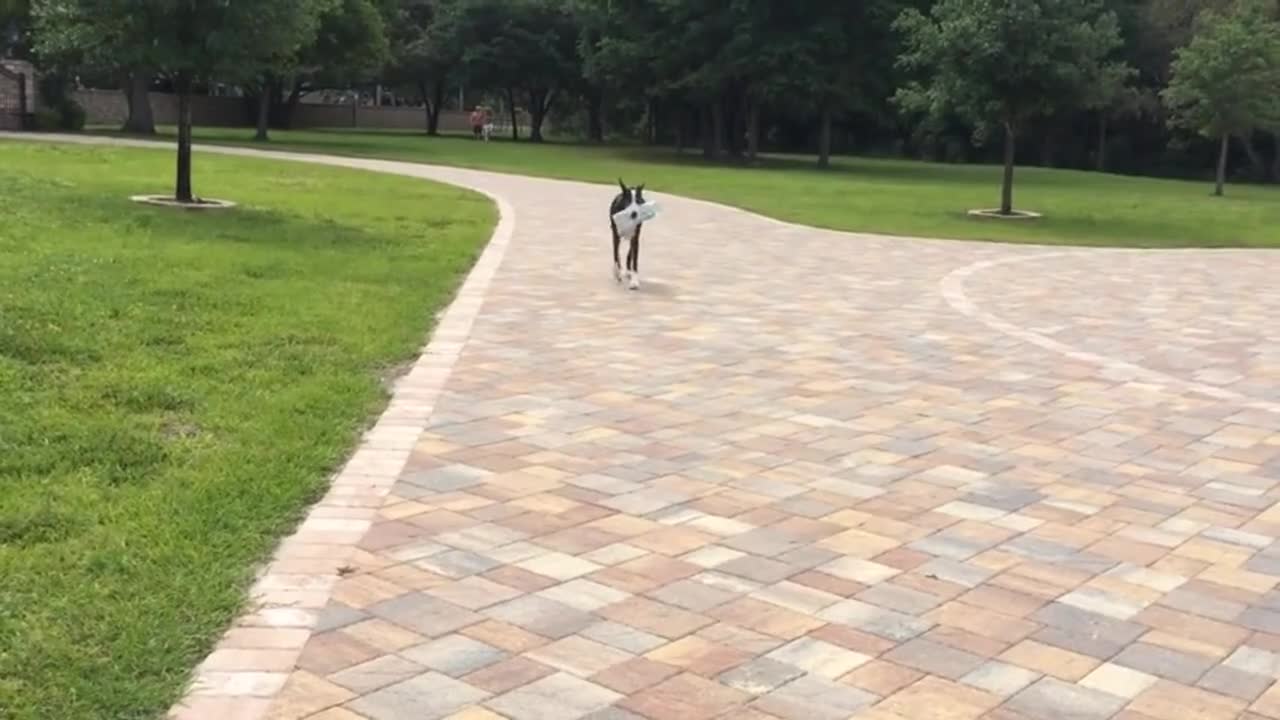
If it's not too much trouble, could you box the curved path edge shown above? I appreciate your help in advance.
[2,132,519,719]
[939,251,1280,416]
[4,132,1277,720]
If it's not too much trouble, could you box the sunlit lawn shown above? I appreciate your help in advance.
[0,141,493,719]
[171,125,1280,248]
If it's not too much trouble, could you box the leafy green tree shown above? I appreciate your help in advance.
[1162,0,1280,194]
[786,0,907,167]
[35,0,328,202]
[1083,62,1148,171]
[248,0,333,141]
[386,0,458,135]
[894,0,1124,214]
[576,0,664,143]
[443,0,579,142]
[506,0,579,143]
[277,0,389,128]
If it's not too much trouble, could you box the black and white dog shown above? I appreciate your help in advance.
[610,179,647,290]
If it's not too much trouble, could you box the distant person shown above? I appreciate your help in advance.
[481,106,494,142]
[470,107,484,140]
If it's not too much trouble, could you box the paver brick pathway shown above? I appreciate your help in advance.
[21,135,1280,720]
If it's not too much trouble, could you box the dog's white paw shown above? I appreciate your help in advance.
[628,274,640,290]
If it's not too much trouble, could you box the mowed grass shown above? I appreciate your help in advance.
[0,141,493,719]
[176,126,1280,248]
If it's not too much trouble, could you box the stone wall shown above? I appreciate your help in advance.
[74,89,247,127]
[0,60,38,130]
[73,89,528,134]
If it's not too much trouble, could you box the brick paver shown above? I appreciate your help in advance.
[21,135,1280,720]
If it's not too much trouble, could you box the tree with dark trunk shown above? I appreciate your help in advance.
[390,0,457,137]
[505,88,519,140]
[1272,131,1280,182]
[421,80,445,134]
[1001,121,1017,214]
[1214,132,1229,196]
[254,77,271,141]
[1241,133,1268,180]
[746,100,760,161]
[174,71,194,202]
[121,70,155,134]
[895,0,1125,215]
[1162,0,1280,196]
[527,87,555,142]
[585,87,604,142]
[34,0,330,203]
[817,107,833,168]
[1097,114,1108,171]
[710,99,725,159]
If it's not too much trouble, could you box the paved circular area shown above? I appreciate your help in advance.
[22,135,1280,720]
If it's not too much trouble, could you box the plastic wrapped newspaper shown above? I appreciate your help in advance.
[612,202,659,237]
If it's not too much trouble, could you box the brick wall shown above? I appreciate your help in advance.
[74,89,247,127]
[0,59,38,130]
[73,89,533,134]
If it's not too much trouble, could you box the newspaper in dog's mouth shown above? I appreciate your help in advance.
[612,201,659,237]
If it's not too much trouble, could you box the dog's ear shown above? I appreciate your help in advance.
[617,178,628,193]
[636,183,645,193]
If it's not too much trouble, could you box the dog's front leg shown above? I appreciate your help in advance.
[611,223,623,283]
[627,226,641,290]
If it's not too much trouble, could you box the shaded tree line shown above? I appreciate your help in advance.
[13,0,1280,210]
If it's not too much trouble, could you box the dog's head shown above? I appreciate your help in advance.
[615,178,647,219]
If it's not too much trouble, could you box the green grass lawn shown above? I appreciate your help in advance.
[165,126,1280,248]
[0,141,493,720]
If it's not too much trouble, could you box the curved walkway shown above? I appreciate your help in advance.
[11,134,1280,720]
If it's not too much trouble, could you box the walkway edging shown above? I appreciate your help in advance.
[939,250,1280,415]
[99,146,521,720]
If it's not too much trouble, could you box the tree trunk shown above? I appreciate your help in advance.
[1096,114,1108,172]
[675,105,685,153]
[701,105,713,158]
[283,80,304,129]
[1039,124,1057,167]
[418,80,444,135]
[727,92,744,158]
[645,98,656,144]
[506,88,519,141]
[254,80,271,142]
[747,100,760,161]
[175,72,194,203]
[817,107,832,168]
[1272,130,1280,182]
[710,100,724,160]
[1215,132,1229,196]
[528,88,554,143]
[1242,133,1266,179]
[428,80,444,135]
[1001,122,1016,214]
[587,88,604,142]
[121,71,155,135]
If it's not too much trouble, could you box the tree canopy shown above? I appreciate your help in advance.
[894,0,1126,213]
[1162,0,1280,194]
[19,0,1280,207]
[34,0,333,200]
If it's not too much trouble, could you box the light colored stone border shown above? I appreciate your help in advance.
[0,133,516,719]
[130,194,238,210]
[164,181,512,719]
[6,131,1278,716]
[966,208,1042,220]
[162,175,512,720]
[940,250,1280,415]
[0,133,519,719]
